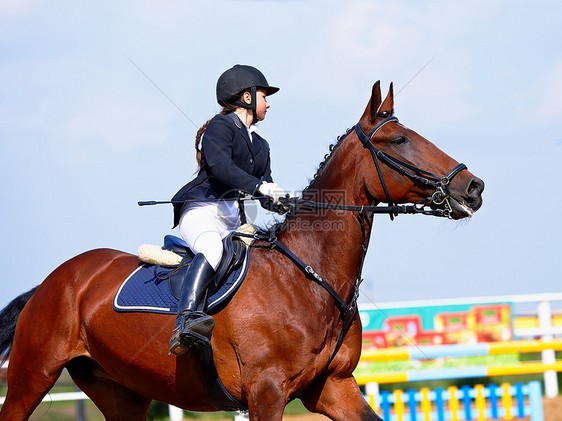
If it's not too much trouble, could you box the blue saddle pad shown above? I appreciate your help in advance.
[113,247,250,315]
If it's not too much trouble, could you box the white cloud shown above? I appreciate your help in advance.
[0,0,42,19]
[395,53,476,127]
[329,1,480,65]
[308,0,483,125]
[522,60,562,121]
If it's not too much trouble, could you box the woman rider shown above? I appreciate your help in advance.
[169,64,288,355]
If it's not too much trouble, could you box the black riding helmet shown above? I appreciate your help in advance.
[216,65,279,122]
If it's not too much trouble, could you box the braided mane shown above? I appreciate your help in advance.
[302,127,353,192]
[267,127,353,234]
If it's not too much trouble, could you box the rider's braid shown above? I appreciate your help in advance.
[195,104,237,166]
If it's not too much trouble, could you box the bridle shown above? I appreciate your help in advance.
[354,114,467,220]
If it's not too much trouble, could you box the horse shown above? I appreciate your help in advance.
[0,81,484,421]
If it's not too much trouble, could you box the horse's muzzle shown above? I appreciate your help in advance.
[447,176,484,219]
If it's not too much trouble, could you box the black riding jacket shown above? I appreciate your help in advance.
[172,112,274,228]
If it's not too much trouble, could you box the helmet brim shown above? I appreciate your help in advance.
[261,86,279,96]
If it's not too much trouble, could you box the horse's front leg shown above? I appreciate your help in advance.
[243,367,288,421]
[300,374,383,421]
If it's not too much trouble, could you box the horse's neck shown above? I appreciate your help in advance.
[277,136,373,302]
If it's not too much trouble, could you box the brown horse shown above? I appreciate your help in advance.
[0,81,483,420]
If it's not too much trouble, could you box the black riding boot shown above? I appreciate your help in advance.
[169,253,216,355]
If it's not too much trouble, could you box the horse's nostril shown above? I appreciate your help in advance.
[467,178,484,197]
[464,177,484,211]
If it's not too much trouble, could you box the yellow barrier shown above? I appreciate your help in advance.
[354,361,562,385]
[502,383,512,420]
[475,384,485,420]
[448,386,459,421]
[487,361,562,376]
[394,389,404,421]
[359,339,562,362]
[420,388,430,421]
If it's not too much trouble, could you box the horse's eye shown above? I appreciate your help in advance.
[392,136,409,146]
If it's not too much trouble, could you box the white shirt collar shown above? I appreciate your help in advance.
[234,111,257,141]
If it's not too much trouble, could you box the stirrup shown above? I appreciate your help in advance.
[182,311,215,336]
[169,325,212,355]
[170,330,190,356]
[179,329,211,349]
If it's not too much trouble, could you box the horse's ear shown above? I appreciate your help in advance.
[361,81,382,124]
[379,82,394,117]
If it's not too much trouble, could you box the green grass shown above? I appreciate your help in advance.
[29,400,104,421]
[148,399,312,419]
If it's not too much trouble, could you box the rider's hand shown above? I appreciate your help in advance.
[258,182,289,205]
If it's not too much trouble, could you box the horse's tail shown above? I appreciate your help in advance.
[0,287,38,366]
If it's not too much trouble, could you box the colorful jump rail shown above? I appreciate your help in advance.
[359,339,562,362]
[364,381,543,421]
[356,339,562,384]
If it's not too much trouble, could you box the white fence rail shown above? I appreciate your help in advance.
[0,391,88,405]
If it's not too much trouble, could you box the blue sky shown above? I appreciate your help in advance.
[1,1,561,310]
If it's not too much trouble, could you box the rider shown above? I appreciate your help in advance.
[169,64,288,355]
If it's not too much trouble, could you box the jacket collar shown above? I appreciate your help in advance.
[227,111,244,129]
[226,112,262,156]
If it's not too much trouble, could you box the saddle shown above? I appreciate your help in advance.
[163,234,248,301]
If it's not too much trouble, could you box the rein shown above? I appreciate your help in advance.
[282,197,448,217]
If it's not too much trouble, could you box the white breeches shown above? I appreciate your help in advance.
[178,201,241,270]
